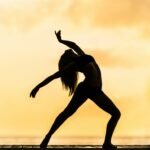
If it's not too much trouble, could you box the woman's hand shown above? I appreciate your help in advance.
[30,86,39,98]
[55,30,62,42]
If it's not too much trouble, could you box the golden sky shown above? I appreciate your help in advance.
[0,0,150,141]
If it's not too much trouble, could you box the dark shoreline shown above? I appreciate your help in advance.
[0,145,150,149]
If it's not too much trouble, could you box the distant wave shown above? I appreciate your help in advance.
[0,136,150,145]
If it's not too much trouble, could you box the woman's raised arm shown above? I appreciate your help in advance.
[55,30,85,55]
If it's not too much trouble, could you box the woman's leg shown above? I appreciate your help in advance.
[90,91,121,149]
[40,85,87,148]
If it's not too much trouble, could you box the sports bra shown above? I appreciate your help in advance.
[75,55,94,71]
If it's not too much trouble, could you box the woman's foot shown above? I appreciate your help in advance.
[102,143,117,150]
[40,134,51,149]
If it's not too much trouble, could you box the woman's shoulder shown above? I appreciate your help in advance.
[75,54,95,66]
[80,54,94,61]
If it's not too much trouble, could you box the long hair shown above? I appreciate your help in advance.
[58,49,78,96]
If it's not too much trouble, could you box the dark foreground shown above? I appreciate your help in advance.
[0,145,150,150]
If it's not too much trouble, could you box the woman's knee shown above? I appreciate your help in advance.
[116,109,121,119]
[111,108,121,120]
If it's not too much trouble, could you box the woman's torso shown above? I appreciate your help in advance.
[75,55,102,88]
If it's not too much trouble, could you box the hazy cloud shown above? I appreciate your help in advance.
[67,0,150,27]
[89,49,150,68]
[140,27,150,39]
[0,0,62,30]
[1,0,150,32]
[90,50,132,68]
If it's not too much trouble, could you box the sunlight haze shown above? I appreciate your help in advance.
[0,0,150,144]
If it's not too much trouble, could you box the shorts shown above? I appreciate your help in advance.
[76,82,101,98]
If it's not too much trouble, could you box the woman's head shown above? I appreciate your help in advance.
[59,49,78,95]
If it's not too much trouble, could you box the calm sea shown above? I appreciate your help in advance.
[0,136,150,145]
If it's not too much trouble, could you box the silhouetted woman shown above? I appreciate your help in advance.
[30,30,121,150]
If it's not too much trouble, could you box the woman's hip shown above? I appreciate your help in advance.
[76,81,102,97]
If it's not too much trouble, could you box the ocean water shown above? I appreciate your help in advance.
[0,136,150,145]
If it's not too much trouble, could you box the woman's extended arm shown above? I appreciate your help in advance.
[30,71,60,98]
[30,62,77,98]
[55,30,85,55]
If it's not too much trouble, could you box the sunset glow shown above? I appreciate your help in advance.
[0,0,150,144]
